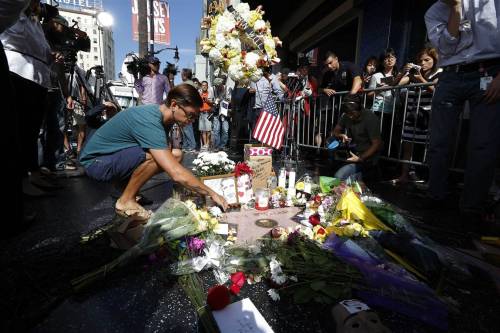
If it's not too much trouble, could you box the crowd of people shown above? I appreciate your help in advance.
[2,0,499,234]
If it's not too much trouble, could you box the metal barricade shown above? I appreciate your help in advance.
[278,82,466,170]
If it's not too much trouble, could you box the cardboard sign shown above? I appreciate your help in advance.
[246,157,272,191]
[201,173,238,205]
[212,298,274,333]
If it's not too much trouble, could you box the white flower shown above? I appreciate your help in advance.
[271,273,287,285]
[202,166,209,171]
[249,68,263,82]
[253,19,266,31]
[269,257,283,275]
[227,38,242,52]
[244,52,260,69]
[289,275,298,282]
[209,48,224,64]
[267,288,280,301]
[209,206,222,217]
[215,14,235,34]
[228,63,244,81]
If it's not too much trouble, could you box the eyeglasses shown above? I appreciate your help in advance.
[177,105,196,121]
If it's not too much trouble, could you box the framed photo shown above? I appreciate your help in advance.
[201,173,239,205]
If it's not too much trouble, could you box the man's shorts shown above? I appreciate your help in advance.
[198,112,212,132]
[84,146,146,182]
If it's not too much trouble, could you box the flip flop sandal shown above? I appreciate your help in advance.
[115,207,152,222]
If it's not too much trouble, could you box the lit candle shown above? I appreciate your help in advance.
[255,188,270,211]
[288,168,296,189]
[278,167,286,188]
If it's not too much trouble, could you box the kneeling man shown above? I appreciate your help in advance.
[332,94,382,181]
[79,84,228,220]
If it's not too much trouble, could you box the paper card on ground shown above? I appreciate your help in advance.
[212,298,274,333]
[214,223,229,235]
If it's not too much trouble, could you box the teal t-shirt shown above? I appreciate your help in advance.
[79,104,170,167]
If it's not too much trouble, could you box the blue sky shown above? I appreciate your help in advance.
[103,0,202,80]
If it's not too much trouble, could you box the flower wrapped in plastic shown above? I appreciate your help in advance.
[72,199,206,291]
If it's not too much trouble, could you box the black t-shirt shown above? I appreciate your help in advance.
[338,109,381,161]
[320,61,362,92]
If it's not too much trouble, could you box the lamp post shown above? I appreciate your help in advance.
[151,45,180,63]
[96,11,114,72]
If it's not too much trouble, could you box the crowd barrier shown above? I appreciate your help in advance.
[277,82,467,171]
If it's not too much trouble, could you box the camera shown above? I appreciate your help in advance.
[125,54,150,77]
[163,62,178,76]
[44,18,90,67]
[407,63,422,75]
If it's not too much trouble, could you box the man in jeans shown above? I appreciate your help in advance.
[425,0,500,230]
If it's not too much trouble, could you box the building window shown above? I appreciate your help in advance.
[93,29,97,34]
[94,56,99,61]
[93,38,97,44]
[93,47,97,52]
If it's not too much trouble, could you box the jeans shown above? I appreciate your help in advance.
[334,163,363,181]
[181,123,196,150]
[212,115,229,149]
[41,90,65,169]
[428,64,500,213]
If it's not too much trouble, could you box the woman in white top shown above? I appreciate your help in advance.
[368,48,401,113]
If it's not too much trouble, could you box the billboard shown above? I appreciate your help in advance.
[131,0,171,45]
[53,0,103,11]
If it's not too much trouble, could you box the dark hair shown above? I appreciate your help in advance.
[363,56,378,72]
[165,83,203,109]
[281,67,290,75]
[324,51,337,61]
[415,47,439,76]
[377,48,398,76]
[181,68,193,79]
[341,94,362,114]
[201,80,208,85]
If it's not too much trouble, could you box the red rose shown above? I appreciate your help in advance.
[316,227,326,235]
[207,285,231,310]
[313,195,322,204]
[230,271,246,295]
[309,214,321,226]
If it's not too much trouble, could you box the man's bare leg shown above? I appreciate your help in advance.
[116,152,161,213]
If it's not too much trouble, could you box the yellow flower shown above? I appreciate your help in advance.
[209,217,219,228]
[199,211,211,221]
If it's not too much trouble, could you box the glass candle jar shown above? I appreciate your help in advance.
[278,167,287,188]
[303,174,312,194]
[255,188,270,211]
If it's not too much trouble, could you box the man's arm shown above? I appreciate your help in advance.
[445,0,461,38]
[150,148,229,210]
[350,76,362,94]
[358,138,382,162]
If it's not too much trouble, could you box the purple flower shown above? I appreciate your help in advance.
[188,237,206,254]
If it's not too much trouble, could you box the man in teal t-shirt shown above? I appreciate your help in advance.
[80,84,229,220]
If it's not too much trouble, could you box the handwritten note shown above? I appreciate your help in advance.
[212,298,274,333]
[203,176,238,205]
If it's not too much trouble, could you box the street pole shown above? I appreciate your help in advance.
[149,0,155,55]
[138,0,148,57]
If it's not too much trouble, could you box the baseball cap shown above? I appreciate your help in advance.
[52,15,69,27]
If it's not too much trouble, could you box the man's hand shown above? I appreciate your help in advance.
[347,151,363,163]
[66,96,74,110]
[323,88,335,96]
[484,73,500,104]
[210,192,229,211]
[338,134,351,143]
[52,52,64,64]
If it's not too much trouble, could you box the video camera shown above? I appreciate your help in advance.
[163,62,178,76]
[125,54,150,77]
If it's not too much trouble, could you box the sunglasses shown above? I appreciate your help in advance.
[177,105,196,121]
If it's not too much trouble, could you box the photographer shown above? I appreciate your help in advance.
[331,94,382,181]
[1,0,64,195]
[395,47,441,184]
[134,56,170,105]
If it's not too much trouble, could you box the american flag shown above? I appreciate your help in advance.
[252,97,284,149]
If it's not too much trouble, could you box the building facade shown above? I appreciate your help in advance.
[59,7,116,80]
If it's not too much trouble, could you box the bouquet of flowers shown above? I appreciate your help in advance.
[192,151,235,177]
[72,199,218,291]
[199,2,281,85]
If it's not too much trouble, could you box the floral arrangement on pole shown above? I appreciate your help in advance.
[192,151,236,177]
[200,2,282,85]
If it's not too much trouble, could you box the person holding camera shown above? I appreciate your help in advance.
[395,47,441,184]
[199,81,213,151]
[1,0,64,196]
[331,94,382,181]
[79,84,229,221]
[134,56,170,105]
